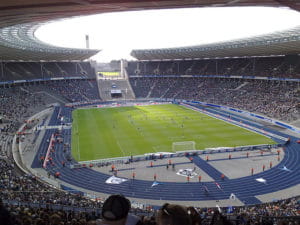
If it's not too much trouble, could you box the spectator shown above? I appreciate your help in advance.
[210,210,232,225]
[100,194,142,225]
[0,199,12,225]
[155,203,192,225]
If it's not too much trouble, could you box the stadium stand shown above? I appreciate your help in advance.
[0,61,96,80]
[1,79,300,220]
[0,75,298,223]
[0,0,299,224]
[127,56,300,77]
[22,80,101,103]
[0,81,100,109]
[97,79,135,101]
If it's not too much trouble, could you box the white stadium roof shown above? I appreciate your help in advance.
[0,23,99,60]
[0,0,299,61]
[131,25,300,60]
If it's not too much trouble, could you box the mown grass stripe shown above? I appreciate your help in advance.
[72,104,276,161]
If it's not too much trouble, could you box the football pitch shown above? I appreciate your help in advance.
[71,104,276,161]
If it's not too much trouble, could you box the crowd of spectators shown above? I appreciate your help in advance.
[0,160,103,209]
[0,80,100,117]
[130,77,300,122]
[22,80,101,103]
[127,56,300,78]
[0,77,299,224]
[2,61,95,81]
[0,80,101,136]
[0,79,102,223]
[0,86,49,133]
[0,173,299,225]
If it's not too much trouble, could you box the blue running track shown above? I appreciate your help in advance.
[32,105,300,205]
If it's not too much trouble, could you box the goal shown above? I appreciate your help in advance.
[172,141,196,152]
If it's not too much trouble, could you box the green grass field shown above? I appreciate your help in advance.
[71,104,276,161]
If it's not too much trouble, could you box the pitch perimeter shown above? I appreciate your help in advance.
[71,104,276,161]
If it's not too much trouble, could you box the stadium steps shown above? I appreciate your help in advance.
[146,84,155,98]
[125,79,136,99]
[234,82,249,90]
[160,87,170,98]
[191,155,228,181]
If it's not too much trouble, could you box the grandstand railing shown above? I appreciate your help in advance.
[71,143,282,168]
[1,73,300,86]
[129,74,300,82]
[0,76,92,86]
[2,199,102,214]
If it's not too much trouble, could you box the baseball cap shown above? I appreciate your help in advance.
[102,195,131,221]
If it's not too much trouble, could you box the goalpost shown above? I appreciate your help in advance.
[172,141,196,152]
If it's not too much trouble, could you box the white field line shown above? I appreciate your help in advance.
[73,113,80,161]
[116,140,126,157]
[181,103,287,142]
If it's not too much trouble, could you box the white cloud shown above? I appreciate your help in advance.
[35,7,300,62]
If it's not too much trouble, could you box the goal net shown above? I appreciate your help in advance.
[172,141,196,152]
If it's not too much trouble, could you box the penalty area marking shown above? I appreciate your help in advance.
[152,145,169,152]
[168,136,187,141]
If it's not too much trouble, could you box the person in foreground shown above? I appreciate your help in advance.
[100,194,143,225]
[155,203,202,225]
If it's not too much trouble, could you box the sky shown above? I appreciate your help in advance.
[35,7,300,62]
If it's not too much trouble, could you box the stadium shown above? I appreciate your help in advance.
[0,0,299,224]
